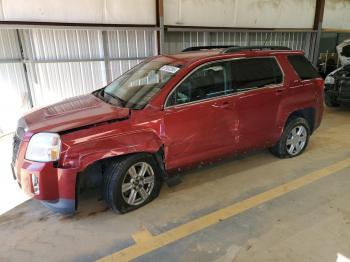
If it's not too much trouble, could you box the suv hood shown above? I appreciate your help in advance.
[23,94,130,133]
[337,39,350,66]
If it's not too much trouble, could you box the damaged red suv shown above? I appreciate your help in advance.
[11,46,324,214]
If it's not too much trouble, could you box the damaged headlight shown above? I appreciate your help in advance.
[25,133,61,162]
[325,75,335,85]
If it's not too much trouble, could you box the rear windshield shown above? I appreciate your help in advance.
[287,55,320,80]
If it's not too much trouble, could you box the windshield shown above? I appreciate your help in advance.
[101,59,181,109]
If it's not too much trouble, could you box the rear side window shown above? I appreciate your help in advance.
[287,55,320,80]
[231,58,283,92]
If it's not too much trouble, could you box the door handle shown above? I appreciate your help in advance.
[289,79,302,86]
[275,88,285,95]
[212,101,234,109]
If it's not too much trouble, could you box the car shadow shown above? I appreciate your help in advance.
[3,105,345,221]
[326,103,350,112]
[166,149,277,191]
[0,108,347,261]
[0,148,280,222]
[0,141,335,261]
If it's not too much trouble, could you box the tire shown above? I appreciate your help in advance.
[325,93,340,107]
[103,154,162,213]
[269,117,310,159]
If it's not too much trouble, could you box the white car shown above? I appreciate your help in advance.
[324,40,350,107]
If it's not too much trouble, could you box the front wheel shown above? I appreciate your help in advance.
[270,117,310,158]
[103,154,162,213]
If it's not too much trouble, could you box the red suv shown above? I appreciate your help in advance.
[11,46,324,214]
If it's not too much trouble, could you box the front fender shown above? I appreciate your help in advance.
[61,128,163,172]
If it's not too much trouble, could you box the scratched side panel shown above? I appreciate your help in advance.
[60,110,164,172]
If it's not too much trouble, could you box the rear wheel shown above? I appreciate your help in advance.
[270,117,310,158]
[104,154,162,213]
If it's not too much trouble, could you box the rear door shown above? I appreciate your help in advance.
[287,55,322,100]
[230,57,285,150]
[286,54,324,128]
[287,54,321,92]
[163,60,239,170]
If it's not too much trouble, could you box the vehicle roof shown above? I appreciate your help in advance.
[158,48,304,66]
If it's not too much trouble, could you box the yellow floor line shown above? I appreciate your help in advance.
[97,157,350,262]
[132,229,153,244]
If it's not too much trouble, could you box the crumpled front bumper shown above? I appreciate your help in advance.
[325,80,350,102]
[41,198,76,215]
[12,158,78,215]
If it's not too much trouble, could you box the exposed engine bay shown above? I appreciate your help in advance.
[324,40,350,107]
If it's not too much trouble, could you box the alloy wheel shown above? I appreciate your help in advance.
[286,125,307,156]
[121,162,155,206]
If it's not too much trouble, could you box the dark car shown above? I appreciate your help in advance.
[11,46,324,214]
[324,64,350,107]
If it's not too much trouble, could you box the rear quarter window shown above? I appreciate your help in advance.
[288,55,320,80]
[231,57,283,92]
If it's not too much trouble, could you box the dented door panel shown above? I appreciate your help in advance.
[163,96,238,170]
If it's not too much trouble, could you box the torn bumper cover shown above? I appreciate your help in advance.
[338,77,350,101]
[325,78,350,103]
[12,159,78,215]
[41,199,76,215]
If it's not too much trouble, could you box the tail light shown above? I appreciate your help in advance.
[315,78,325,100]
[315,78,325,90]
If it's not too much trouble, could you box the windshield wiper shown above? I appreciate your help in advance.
[104,91,126,107]
[92,89,105,100]
[92,89,124,107]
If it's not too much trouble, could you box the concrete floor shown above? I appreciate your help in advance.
[1,106,350,262]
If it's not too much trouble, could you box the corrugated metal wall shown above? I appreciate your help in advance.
[338,33,350,43]
[0,27,319,133]
[107,30,156,79]
[0,28,157,132]
[164,31,209,55]
[164,31,317,61]
[0,29,30,132]
[20,29,107,106]
[20,28,156,107]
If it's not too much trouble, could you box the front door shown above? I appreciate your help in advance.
[163,60,239,170]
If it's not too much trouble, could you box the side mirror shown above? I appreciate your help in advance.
[145,104,163,112]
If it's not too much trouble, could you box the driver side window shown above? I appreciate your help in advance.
[166,61,232,107]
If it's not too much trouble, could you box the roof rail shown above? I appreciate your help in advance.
[182,45,238,52]
[222,46,291,53]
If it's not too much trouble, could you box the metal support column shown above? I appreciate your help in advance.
[312,0,325,66]
[156,0,165,54]
[15,29,34,108]
[102,31,112,84]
